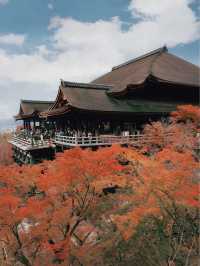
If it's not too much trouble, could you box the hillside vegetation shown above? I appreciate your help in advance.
[0,132,13,165]
[0,105,199,266]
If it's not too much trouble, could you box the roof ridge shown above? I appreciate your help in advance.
[61,80,112,90]
[21,100,54,104]
[112,46,168,71]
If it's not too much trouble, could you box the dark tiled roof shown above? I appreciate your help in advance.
[15,100,54,120]
[112,46,167,70]
[92,47,200,93]
[44,81,178,117]
[151,52,199,87]
[61,80,112,90]
[21,47,199,118]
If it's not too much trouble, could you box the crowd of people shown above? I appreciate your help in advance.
[15,125,140,147]
[16,127,53,145]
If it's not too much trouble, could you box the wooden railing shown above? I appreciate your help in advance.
[10,133,199,150]
[54,134,146,147]
[9,135,55,151]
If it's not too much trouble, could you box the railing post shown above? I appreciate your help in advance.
[75,135,78,145]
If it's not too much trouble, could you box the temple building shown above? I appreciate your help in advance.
[15,100,54,129]
[10,47,199,164]
[10,100,55,164]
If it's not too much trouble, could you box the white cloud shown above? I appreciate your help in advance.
[127,0,200,47]
[0,79,57,120]
[129,0,180,17]
[48,3,53,10]
[0,0,199,119]
[128,0,195,17]
[0,0,9,5]
[0,33,26,46]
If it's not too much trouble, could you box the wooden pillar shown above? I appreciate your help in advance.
[33,120,36,130]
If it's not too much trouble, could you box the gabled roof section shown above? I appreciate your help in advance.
[15,100,54,120]
[61,80,112,90]
[45,81,113,116]
[151,52,199,87]
[92,46,200,94]
[43,80,178,117]
[43,81,112,115]
[112,46,167,71]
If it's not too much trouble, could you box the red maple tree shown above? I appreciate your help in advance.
[0,105,199,265]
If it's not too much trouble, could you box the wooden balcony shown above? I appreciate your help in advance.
[8,135,56,151]
[54,133,145,147]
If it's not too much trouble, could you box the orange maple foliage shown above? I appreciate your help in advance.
[171,104,200,125]
[112,148,199,240]
[0,105,199,265]
[141,105,200,154]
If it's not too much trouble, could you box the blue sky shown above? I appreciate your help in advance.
[0,0,133,51]
[0,0,199,120]
[0,1,132,33]
[0,0,199,62]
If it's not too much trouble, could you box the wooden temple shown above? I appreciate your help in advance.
[9,47,199,164]
[10,100,55,164]
[14,100,54,128]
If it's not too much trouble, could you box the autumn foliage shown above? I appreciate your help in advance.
[0,105,199,266]
[141,104,199,155]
